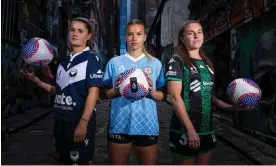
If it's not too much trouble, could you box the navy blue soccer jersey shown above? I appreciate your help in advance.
[53,47,103,122]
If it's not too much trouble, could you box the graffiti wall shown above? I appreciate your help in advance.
[1,44,24,89]
[202,1,232,41]
[160,0,190,47]
[46,0,62,46]
[1,43,55,117]
[203,0,275,41]
[232,8,276,135]
[1,44,28,117]
[203,2,232,41]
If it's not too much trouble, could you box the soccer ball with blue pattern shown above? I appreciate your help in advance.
[117,68,152,101]
[21,37,54,67]
[227,78,262,108]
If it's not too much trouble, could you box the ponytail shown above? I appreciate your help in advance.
[87,39,93,50]
[142,45,152,60]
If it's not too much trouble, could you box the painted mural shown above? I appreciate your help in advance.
[1,44,28,117]
[232,9,276,136]
[202,1,232,41]
[203,0,275,41]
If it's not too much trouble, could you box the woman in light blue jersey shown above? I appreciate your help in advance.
[103,19,165,165]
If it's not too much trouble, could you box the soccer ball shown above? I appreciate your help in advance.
[21,37,54,67]
[117,68,152,101]
[227,78,262,108]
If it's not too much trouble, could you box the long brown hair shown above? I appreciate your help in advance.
[70,17,93,50]
[176,20,213,70]
[126,19,152,60]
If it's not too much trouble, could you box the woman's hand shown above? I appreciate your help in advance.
[146,76,156,100]
[114,74,122,97]
[147,88,156,100]
[187,128,200,150]
[20,69,40,85]
[228,105,256,112]
[74,119,88,143]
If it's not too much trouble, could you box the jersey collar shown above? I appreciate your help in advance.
[69,47,90,58]
[124,52,145,62]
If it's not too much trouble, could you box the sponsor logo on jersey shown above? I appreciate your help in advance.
[53,93,76,111]
[202,81,214,90]
[90,69,103,79]
[166,65,177,76]
[166,71,177,76]
[203,81,214,86]
[190,80,201,92]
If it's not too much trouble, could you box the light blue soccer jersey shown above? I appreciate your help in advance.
[103,53,165,135]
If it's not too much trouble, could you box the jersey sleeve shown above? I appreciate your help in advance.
[156,61,165,89]
[86,54,103,88]
[165,56,183,82]
[103,58,114,88]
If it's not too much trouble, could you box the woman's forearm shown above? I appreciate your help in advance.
[81,88,99,121]
[151,89,165,101]
[171,95,195,131]
[36,79,56,94]
[104,88,120,99]
[212,95,231,109]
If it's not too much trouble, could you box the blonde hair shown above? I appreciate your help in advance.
[126,19,152,60]
[176,20,214,70]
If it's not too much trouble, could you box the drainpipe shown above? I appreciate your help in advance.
[118,0,127,55]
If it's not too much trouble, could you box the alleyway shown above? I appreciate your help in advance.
[2,100,268,165]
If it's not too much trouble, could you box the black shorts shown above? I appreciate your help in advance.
[169,130,216,158]
[53,116,96,165]
[107,133,158,146]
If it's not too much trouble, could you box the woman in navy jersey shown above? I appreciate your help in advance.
[21,17,103,165]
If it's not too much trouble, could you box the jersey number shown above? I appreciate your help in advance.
[179,134,188,146]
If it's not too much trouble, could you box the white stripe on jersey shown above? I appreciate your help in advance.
[56,61,88,90]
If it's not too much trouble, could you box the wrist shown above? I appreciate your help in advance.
[34,77,42,86]
[80,118,89,125]
[114,88,120,97]
[185,122,195,131]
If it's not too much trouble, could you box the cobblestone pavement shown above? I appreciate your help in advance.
[2,100,253,165]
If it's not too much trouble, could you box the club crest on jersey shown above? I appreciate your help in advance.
[143,66,153,75]
[69,68,77,79]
